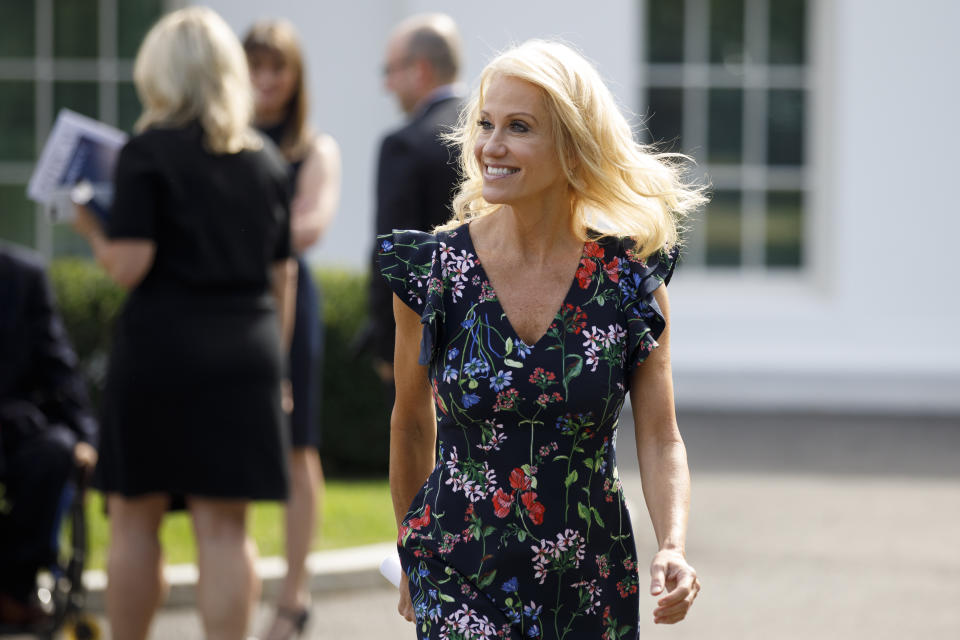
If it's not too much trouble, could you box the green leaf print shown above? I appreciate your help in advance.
[565,470,579,487]
[591,507,606,528]
[468,378,479,389]
[439,593,455,603]
[505,337,514,355]
[577,502,591,523]
[504,358,524,368]
[563,355,583,386]
[583,457,594,470]
[477,570,497,589]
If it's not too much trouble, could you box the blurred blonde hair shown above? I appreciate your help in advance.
[134,7,260,154]
[243,18,314,162]
[440,40,708,258]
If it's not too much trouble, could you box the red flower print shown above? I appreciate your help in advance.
[521,491,545,525]
[509,467,532,491]
[575,258,596,289]
[493,388,520,412]
[408,504,431,530]
[584,241,604,259]
[603,257,620,283]
[492,488,514,518]
[528,367,557,386]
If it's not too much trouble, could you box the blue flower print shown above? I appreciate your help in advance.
[418,566,430,577]
[462,358,484,377]
[447,347,459,361]
[527,625,540,637]
[462,393,481,408]
[501,576,519,593]
[461,314,477,329]
[619,271,642,300]
[380,239,393,252]
[515,340,532,360]
[489,370,513,391]
[523,602,542,618]
[442,365,458,383]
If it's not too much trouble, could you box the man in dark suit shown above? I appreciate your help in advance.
[0,243,98,625]
[366,13,464,388]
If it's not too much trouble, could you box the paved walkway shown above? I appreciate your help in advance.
[83,411,960,639]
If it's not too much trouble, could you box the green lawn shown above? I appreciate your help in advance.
[80,478,396,570]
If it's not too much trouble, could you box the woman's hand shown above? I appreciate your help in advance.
[397,577,415,622]
[73,441,98,471]
[649,548,700,624]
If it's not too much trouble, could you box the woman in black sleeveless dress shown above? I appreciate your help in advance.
[72,9,295,640]
[244,20,342,640]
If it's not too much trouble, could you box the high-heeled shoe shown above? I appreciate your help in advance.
[264,605,309,640]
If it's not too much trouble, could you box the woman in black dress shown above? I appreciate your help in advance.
[243,19,341,640]
[72,8,295,640]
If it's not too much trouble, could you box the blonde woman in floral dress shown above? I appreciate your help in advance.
[380,40,706,639]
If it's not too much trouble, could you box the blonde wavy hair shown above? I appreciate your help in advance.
[133,7,260,154]
[440,40,708,258]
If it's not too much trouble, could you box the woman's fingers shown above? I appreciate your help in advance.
[650,551,700,624]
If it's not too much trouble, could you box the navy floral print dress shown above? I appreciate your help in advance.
[379,223,677,640]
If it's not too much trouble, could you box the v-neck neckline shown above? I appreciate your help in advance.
[462,221,586,349]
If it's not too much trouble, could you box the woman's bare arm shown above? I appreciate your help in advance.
[389,293,437,622]
[73,205,155,290]
[630,285,700,625]
[271,258,298,352]
[290,134,341,253]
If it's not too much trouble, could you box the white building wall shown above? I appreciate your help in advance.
[199,0,960,413]
[671,0,960,413]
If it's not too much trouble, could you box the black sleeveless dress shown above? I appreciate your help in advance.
[378,224,677,640]
[95,124,290,501]
[259,123,324,449]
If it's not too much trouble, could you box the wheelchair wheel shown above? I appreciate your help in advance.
[63,614,100,640]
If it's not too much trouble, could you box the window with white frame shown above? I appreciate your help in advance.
[0,0,172,257]
[642,0,809,269]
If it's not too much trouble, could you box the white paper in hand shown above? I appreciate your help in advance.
[379,551,402,589]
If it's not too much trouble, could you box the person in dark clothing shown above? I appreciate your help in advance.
[365,13,464,389]
[244,19,342,640]
[70,8,296,640]
[0,242,98,625]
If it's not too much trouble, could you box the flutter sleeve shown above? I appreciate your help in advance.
[618,240,680,370]
[376,230,444,366]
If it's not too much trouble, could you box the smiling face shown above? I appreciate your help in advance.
[247,47,298,120]
[474,75,569,210]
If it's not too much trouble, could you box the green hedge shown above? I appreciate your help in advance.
[48,260,390,475]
